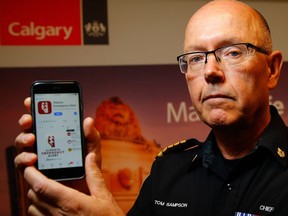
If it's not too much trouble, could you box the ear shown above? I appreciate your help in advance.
[267,50,283,90]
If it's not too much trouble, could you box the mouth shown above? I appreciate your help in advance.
[202,94,235,103]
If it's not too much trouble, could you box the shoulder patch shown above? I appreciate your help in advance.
[156,138,200,158]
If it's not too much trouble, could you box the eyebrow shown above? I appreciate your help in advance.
[184,38,244,53]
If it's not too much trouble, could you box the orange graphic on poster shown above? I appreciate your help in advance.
[95,97,161,213]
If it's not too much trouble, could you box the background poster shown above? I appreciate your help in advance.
[1,63,287,215]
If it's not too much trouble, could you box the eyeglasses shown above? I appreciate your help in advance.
[177,43,268,74]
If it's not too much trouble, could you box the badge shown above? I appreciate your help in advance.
[277,147,285,158]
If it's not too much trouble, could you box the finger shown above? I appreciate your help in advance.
[18,113,33,131]
[24,97,31,113]
[14,152,37,168]
[85,152,109,198]
[85,153,125,216]
[24,167,79,206]
[83,117,102,167]
[28,189,58,216]
[25,166,89,215]
[24,166,62,196]
[28,204,46,216]
[15,132,35,150]
[83,117,101,147]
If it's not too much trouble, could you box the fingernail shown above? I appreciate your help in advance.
[22,134,29,143]
[18,114,28,125]
[90,152,96,162]
[25,153,35,161]
[22,133,33,143]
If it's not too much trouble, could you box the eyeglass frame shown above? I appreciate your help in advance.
[176,43,269,74]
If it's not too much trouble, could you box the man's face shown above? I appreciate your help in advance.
[183,3,272,129]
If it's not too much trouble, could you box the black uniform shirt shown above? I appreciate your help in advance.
[127,106,288,216]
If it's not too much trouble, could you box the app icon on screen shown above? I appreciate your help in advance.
[38,101,52,114]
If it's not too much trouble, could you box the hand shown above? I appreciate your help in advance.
[14,97,124,216]
[14,97,102,168]
[22,153,124,216]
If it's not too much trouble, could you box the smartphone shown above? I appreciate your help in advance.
[31,80,85,181]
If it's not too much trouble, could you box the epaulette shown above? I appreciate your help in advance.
[156,138,201,158]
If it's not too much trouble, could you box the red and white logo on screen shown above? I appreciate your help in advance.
[38,101,52,114]
[48,135,55,147]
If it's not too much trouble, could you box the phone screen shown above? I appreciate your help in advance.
[31,81,85,180]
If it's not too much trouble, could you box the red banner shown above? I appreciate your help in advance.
[0,0,108,45]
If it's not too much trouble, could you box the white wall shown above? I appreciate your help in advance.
[0,0,287,67]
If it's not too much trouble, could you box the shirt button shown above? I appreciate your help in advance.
[226,183,232,191]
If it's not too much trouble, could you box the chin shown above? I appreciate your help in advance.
[206,120,229,128]
[203,110,230,125]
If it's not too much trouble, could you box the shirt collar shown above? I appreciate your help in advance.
[202,106,288,168]
[257,106,288,167]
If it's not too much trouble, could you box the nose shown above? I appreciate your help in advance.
[204,53,225,83]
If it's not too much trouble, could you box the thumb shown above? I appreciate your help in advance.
[85,152,110,198]
[83,117,102,168]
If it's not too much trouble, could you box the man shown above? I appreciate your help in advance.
[15,0,286,215]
